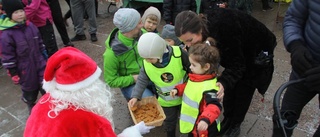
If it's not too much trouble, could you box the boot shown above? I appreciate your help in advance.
[222,123,241,137]
[21,97,36,115]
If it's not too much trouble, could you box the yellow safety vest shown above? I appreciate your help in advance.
[180,78,220,133]
[144,46,186,107]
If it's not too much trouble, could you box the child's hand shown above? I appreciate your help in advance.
[197,120,208,131]
[128,98,138,108]
[170,89,177,98]
[216,82,224,102]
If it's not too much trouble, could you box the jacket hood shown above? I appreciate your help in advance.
[0,15,19,30]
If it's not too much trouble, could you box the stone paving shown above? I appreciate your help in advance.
[0,0,319,137]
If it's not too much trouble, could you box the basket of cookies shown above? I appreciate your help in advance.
[128,96,166,127]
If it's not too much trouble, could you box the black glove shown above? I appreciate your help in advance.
[288,40,313,77]
[304,66,320,90]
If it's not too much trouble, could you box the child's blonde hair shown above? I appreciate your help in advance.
[188,37,220,74]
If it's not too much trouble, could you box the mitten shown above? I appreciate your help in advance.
[288,40,313,77]
[134,121,155,135]
[304,66,320,90]
[11,75,20,85]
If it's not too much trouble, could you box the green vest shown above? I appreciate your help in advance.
[144,46,186,107]
[179,78,220,133]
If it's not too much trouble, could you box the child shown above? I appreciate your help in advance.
[141,6,161,33]
[170,39,222,137]
[161,24,184,48]
[0,0,47,114]
[128,32,191,137]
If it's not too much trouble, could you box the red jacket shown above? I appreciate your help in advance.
[175,73,222,137]
[24,94,117,137]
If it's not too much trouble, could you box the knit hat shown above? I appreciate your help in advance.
[2,0,24,19]
[113,8,141,33]
[161,24,182,45]
[141,6,161,25]
[43,47,102,92]
[138,32,167,60]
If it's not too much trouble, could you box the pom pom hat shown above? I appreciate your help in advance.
[43,47,102,92]
[138,32,167,60]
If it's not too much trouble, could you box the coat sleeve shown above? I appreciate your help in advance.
[283,0,308,50]
[0,32,18,70]
[180,47,191,73]
[198,90,222,124]
[131,68,151,100]
[103,48,135,88]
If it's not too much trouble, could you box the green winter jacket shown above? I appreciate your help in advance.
[103,28,147,88]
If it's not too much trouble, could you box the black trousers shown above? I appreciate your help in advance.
[38,20,58,57]
[47,0,71,45]
[272,71,320,137]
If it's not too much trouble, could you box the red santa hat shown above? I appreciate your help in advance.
[43,47,102,92]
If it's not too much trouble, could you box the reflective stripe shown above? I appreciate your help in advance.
[180,113,196,124]
[3,62,15,65]
[182,93,199,109]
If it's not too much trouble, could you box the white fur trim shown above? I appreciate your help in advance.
[43,67,102,92]
[117,126,142,137]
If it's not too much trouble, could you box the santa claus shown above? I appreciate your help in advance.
[24,47,154,137]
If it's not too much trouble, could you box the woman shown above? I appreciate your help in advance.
[174,9,276,137]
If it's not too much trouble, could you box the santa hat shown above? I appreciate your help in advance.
[43,47,102,92]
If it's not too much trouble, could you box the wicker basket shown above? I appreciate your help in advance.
[128,96,166,127]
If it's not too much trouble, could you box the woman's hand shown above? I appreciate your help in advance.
[216,82,224,102]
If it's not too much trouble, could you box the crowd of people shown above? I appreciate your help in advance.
[0,0,319,137]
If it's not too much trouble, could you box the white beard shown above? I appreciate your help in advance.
[46,79,114,127]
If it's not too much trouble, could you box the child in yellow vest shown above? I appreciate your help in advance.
[170,39,222,137]
[128,32,190,137]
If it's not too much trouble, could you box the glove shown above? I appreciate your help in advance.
[11,75,20,85]
[288,40,313,77]
[304,66,320,89]
[134,121,155,135]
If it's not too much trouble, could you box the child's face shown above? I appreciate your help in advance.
[145,58,158,64]
[11,9,25,23]
[189,55,209,75]
[143,18,158,32]
[164,39,175,46]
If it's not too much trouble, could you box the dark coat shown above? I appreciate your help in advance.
[206,8,276,95]
[163,0,197,24]
[1,21,46,91]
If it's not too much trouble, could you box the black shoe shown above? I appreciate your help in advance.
[90,34,97,42]
[222,124,241,137]
[64,42,74,47]
[262,6,274,12]
[219,118,232,135]
[70,34,86,42]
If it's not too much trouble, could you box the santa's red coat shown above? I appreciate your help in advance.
[24,94,117,137]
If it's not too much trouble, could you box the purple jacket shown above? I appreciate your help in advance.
[0,21,46,91]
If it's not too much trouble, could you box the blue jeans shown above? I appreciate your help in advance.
[120,84,154,101]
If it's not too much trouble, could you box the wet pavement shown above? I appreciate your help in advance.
[0,0,319,137]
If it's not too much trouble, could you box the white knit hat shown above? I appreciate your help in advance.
[138,32,167,60]
[141,6,161,25]
[43,47,101,92]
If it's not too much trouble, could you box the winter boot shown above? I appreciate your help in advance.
[222,123,241,137]
[21,97,36,115]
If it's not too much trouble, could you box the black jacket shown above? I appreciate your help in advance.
[163,0,197,24]
[207,9,276,95]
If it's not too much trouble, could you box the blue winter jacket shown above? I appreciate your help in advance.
[283,0,320,63]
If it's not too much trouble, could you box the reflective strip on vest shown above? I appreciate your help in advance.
[180,78,219,133]
[144,46,186,107]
